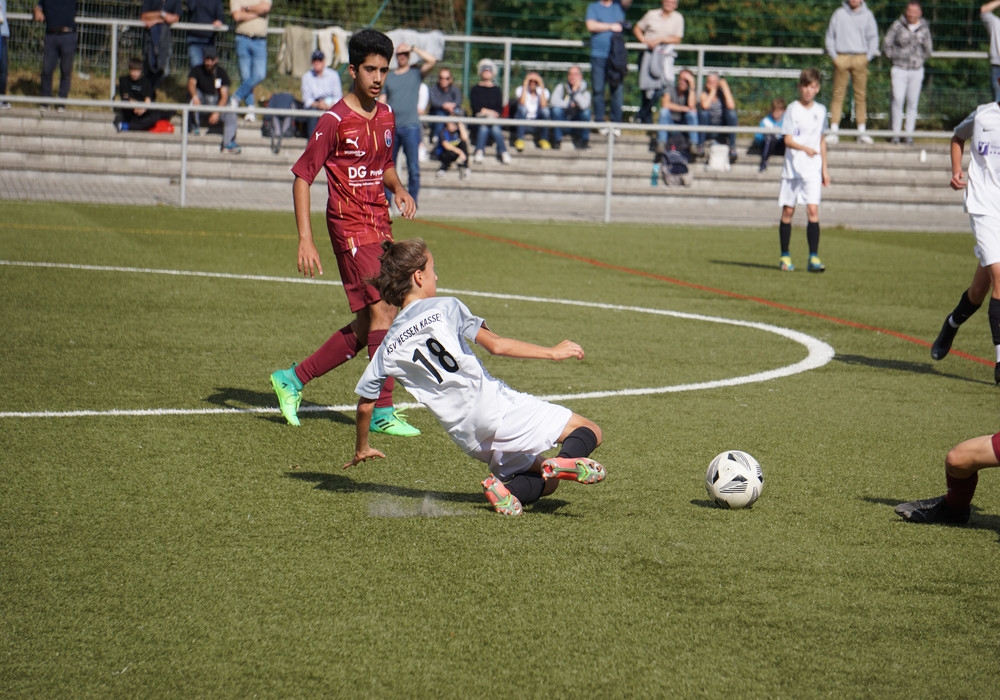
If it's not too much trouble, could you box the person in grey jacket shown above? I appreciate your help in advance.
[883,1,932,144]
[825,0,879,144]
[983,0,1000,101]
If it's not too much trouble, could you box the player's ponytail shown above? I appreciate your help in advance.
[372,238,429,308]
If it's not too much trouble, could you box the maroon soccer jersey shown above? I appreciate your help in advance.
[291,100,397,253]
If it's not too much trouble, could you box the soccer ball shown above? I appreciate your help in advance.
[705,450,764,509]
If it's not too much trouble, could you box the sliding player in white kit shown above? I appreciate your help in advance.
[777,68,830,273]
[344,238,606,515]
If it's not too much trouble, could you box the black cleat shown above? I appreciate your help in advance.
[895,495,970,525]
[995,362,1000,386]
[930,318,958,361]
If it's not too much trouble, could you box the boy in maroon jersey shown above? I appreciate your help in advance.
[269,28,420,437]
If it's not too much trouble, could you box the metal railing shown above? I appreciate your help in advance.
[0,95,955,222]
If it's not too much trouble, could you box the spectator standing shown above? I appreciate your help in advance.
[883,1,932,145]
[381,42,436,207]
[114,56,174,131]
[300,49,342,137]
[185,0,225,69]
[470,58,512,164]
[0,0,9,109]
[633,0,684,125]
[187,45,240,154]
[33,0,77,109]
[550,65,593,150]
[428,68,462,142]
[698,72,739,163]
[752,97,786,173]
[825,0,879,145]
[655,67,698,155]
[229,0,271,122]
[586,0,632,124]
[777,69,830,273]
[140,0,181,93]
[983,0,1000,101]
[513,71,552,151]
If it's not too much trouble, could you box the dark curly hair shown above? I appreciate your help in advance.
[371,238,430,308]
[348,28,393,70]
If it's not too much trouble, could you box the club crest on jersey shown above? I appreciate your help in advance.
[978,141,991,156]
[384,129,393,148]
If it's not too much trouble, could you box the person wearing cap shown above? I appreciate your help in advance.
[300,49,342,137]
[379,42,436,206]
[469,58,511,164]
[187,45,241,154]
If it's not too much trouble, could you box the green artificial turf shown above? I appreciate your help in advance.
[2,201,999,697]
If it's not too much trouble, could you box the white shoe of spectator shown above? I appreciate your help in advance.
[229,96,239,109]
[500,152,512,164]
[856,133,873,145]
[473,150,484,164]
[244,105,256,123]
[824,132,839,145]
[419,143,428,161]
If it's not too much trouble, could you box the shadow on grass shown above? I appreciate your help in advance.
[834,354,992,385]
[708,259,779,272]
[285,471,576,516]
[204,387,354,426]
[865,496,1000,542]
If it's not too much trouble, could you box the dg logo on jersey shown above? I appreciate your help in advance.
[384,129,393,148]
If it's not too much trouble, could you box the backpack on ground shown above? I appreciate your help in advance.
[661,146,692,187]
[704,141,731,172]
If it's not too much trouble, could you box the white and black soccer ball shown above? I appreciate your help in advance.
[705,450,764,509]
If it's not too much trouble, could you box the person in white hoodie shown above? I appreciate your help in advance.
[824,0,880,145]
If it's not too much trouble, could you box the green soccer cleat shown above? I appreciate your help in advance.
[370,407,421,437]
[482,475,523,516]
[270,365,303,426]
[807,255,826,273]
[541,457,607,484]
[779,255,795,272]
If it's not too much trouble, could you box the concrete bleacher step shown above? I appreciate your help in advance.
[0,105,968,230]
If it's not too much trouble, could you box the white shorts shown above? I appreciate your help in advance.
[466,392,571,480]
[778,177,822,208]
[971,214,1000,267]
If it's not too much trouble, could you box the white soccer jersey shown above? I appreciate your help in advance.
[356,296,532,454]
[953,102,1000,218]
[781,100,828,182]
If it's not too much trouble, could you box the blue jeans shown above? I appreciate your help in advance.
[992,64,1000,102]
[187,40,214,70]
[550,106,591,144]
[234,34,268,107]
[474,122,508,156]
[698,108,739,150]
[590,54,623,123]
[656,109,700,145]
[391,123,422,204]
[0,36,8,97]
[514,104,551,142]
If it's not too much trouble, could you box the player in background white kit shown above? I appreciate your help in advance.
[929,75,1000,384]
[344,239,606,516]
[777,68,830,273]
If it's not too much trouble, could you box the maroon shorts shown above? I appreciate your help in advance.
[334,242,384,313]
[991,432,1000,462]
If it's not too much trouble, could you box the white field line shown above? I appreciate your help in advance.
[0,260,835,419]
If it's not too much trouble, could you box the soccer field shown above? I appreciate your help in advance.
[2,201,998,697]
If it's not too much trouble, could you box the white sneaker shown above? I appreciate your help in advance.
[244,105,256,123]
[418,143,428,162]
[500,151,511,164]
[857,133,873,145]
[824,132,839,145]
[473,150,484,164]
[229,96,239,109]
[434,168,446,179]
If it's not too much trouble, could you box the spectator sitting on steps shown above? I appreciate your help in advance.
[187,45,241,154]
[470,58,512,164]
[698,72,739,164]
[513,71,552,151]
[550,65,593,150]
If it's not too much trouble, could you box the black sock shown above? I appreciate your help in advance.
[504,472,545,505]
[779,222,791,254]
[989,298,1000,347]
[807,221,820,255]
[558,427,598,459]
[950,290,982,326]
